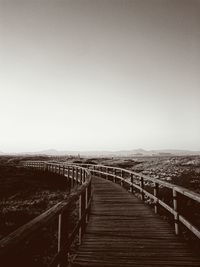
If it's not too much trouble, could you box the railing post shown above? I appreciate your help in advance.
[114,169,117,183]
[85,187,88,223]
[84,171,86,182]
[88,180,92,216]
[140,177,145,201]
[74,167,77,185]
[58,165,61,175]
[62,166,64,176]
[57,213,68,267]
[69,167,73,189]
[86,179,92,224]
[105,167,108,180]
[72,167,74,187]
[120,170,123,187]
[99,167,101,178]
[83,190,86,231]
[154,182,159,214]
[78,194,82,245]
[79,168,81,183]
[44,163,47,172]
[67,166,70,184]
[80,168,83,184]
[173,189,179,235]
[130,173,134,193]
[62,166,65,176]
[76,167,79,184]
[58,213,62,256]
[79,191,86,244]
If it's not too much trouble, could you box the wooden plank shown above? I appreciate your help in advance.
[72,176,200,267]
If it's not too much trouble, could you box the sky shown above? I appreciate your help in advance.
[0,0,200,153]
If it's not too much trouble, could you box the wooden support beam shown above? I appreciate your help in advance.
[62,166,65,176]
[105,167,108,179]
[154,182,159,214]
[130,173,134,193]
[78,194,82,245]
[114,169,117,183]
[140,177,145,201]
[57,212,69,267]
[173,189,179,235]
[85,188,88,223]
[84,171,86,183]
[78,192,86,244]
[80,168,83,184]
[120,170,123,187]
[72,168,74,187]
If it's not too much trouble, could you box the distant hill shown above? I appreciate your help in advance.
[11,148,200,157]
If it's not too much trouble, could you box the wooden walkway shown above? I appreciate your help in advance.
[72,176,200,267]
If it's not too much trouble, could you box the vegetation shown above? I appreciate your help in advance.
[1,155,200,265]
[0,156,72,266]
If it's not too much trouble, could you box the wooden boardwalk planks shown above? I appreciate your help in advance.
[72,176,200,267]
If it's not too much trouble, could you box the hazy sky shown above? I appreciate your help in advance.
[0,0,200,153]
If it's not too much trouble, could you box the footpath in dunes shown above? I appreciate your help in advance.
[72,176,200,267]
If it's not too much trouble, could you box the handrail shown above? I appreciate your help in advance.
[77,164,200,200]
[0,161,92,267]
[77,163,200,239]
[1,161,199,265]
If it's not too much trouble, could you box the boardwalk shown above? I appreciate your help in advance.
[72,176,200,267]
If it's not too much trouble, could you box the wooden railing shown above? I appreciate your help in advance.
[1,161,199,266]
[78,163,200,239]
[0,161,92,267]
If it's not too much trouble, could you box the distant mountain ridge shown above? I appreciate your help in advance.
[1,148,200,157]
